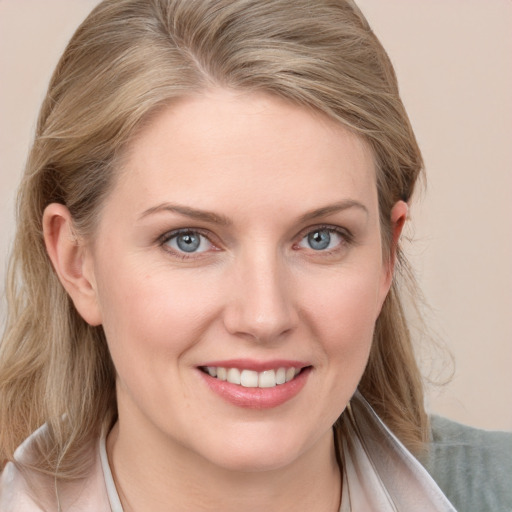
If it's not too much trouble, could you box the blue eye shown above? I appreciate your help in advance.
[298,228,343,251]
[164,230,212,254]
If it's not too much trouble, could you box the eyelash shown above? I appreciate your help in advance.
[294,224,354,254]
[157,228,218,259]
[157,224,354,259]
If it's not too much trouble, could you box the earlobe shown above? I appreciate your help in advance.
[383,200,409,289]
[43,204,102,326]
[390,200,408,255]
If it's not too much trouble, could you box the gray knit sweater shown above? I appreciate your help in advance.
[423,416,512,512]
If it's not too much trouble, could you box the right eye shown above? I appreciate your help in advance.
[161,229,214,255]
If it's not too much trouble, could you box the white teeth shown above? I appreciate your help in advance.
[259,369,276,388]
[205,366,303,388]
[227,368,241,385]
[285,367,296,382]
[240,370,258,387]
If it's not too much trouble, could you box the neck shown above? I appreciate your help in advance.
[107,421,341,512]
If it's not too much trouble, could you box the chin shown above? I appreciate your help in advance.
[196,430,322,474]
[211,449,302,474]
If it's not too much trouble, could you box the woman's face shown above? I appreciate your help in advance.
[84,89,396,471]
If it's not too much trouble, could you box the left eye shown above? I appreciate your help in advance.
[298,228,343,251]
[164,230,212,254]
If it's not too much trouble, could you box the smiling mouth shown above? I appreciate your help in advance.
[199,366,308,388]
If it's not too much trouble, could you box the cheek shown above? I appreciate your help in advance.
[306,267,385,338]
[94,261,221,369]
[303,268,385,381]
[293,272,383,430]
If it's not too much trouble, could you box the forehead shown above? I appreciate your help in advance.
[112,89,377,218]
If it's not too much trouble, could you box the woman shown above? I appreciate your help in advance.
[0,1,509,511]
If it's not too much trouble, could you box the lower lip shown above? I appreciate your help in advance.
[199,367,311,409]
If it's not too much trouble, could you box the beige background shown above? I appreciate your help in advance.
[1,1,511,431]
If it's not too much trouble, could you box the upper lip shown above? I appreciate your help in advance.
[197,359,311,372]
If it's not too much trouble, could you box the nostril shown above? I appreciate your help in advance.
[221,267,299,342]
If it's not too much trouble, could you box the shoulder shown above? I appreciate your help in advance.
[0,424,54,511]
[423,415,512,512]
[0,460,45,512]
[0,426,111,511]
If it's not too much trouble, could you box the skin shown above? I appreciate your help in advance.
[44,89,407,512]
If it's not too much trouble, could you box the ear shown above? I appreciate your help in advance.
[382,200,409,290]
[43,203,102,326]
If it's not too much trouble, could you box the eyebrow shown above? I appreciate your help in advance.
[138,203,232,225]
[298,200,369,223]
[138,199,368,225]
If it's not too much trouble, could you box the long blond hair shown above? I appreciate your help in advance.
[0,0,426,477]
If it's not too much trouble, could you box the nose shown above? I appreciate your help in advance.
[222,251,298,343]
